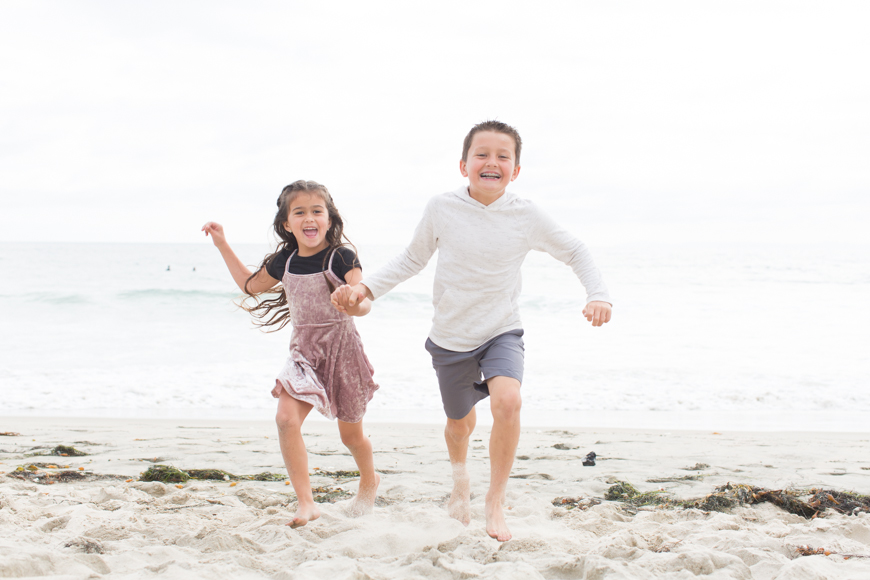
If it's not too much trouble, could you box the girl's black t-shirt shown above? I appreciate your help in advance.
[266,246,361,283]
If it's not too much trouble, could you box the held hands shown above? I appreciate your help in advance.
[331,283,370,316]
[583,301,612,327]
[201,221,227,247]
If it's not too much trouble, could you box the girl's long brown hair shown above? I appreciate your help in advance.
[241,180,355,331]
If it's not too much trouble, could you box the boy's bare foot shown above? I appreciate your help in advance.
[485,492,511,542]
[348,473,380,517]
[447,463,471,526]
[287,502,320,528]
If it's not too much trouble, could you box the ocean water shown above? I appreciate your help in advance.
[1,241,868,431]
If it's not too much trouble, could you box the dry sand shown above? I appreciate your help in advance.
[1,417,870,579]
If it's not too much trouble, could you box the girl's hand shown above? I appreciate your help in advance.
[201,221,227,247]
[331,284,355,313]
[331,284,370,316]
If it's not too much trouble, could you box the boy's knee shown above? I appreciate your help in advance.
[445,417,474,442]
[491,389,522,422]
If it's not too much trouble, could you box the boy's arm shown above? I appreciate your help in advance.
[525,204,612,320]
[337,197,440,309]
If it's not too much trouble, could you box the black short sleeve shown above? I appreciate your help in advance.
[330,246,362,283]
[265,247,292,280]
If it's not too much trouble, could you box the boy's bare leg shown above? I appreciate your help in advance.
[338,419,380,516]
[485,376,522,542]
[444,407,476,525]
[275,391,320,528]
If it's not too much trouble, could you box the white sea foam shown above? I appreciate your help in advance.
[1,241,868,430]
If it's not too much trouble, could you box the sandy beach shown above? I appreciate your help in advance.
[1,417,869,579]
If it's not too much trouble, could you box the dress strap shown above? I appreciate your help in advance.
[284,250,298,275]
[326,248,338,277]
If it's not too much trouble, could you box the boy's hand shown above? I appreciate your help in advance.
[583,301,612,327]
[331,283,369,313]
[201,221,227,247]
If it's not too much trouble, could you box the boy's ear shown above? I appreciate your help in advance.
[459,159,468,177]
[511,165,521,181]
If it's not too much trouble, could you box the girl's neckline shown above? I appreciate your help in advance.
[292,246,331,259]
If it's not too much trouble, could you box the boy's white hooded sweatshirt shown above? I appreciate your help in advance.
[361,186,611,352]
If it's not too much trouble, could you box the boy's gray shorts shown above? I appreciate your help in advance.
[424,329,524,420]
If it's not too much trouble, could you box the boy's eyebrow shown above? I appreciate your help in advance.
[471,145,514,154]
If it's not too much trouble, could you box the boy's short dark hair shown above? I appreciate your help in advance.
[462,120,522,165]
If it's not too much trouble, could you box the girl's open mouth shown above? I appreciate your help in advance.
[303,227,318,238]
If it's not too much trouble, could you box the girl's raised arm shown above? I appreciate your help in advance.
[202,221,279,294]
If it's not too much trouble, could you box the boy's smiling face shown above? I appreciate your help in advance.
[460,131,521,204]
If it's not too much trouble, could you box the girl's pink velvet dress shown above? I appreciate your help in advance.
[271,249,378,422]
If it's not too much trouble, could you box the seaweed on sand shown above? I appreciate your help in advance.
[185,469,236,481]
[605,481,674,507]
[313,469,361,479]
[7,467,126,485]
[140,465,190,483]
[551,496,602,511]
[592,481,870,519]
[52,445,87,457]
[245,472,286,482]
[805,489,870,516]
[311,485,353,503]
[138,465,288,483]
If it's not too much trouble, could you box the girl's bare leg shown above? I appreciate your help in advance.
[275,391,320,528]
[444,406,476,526]
[337,419,380,516]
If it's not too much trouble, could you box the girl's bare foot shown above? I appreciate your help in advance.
[287,502,321,528]
[348,473,380,517]
[485,492,511,541]
[447,463,471,526]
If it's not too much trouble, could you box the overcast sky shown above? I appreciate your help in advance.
[1,1,867,246]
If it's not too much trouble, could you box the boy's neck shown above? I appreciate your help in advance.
[467,186,506,206]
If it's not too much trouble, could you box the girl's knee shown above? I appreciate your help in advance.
[275,410,303,433]
[338,422,367,449]
[340,429,366,449]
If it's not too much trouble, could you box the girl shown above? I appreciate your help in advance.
[202,180,379,528]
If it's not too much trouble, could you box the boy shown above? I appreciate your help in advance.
[331,120,612,541]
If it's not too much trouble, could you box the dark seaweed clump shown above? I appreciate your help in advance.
[605,481,672,506]
[186,469,235,481]
[312,486,353,503]
[6,466,126,485]
[596,481,870,519]
[139,464,287,483]
[314,469,361,479]
[52,445,87,457]
[140,465,189,483]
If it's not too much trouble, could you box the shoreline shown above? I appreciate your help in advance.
[4,407,870,433]
[2,417,870,578]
